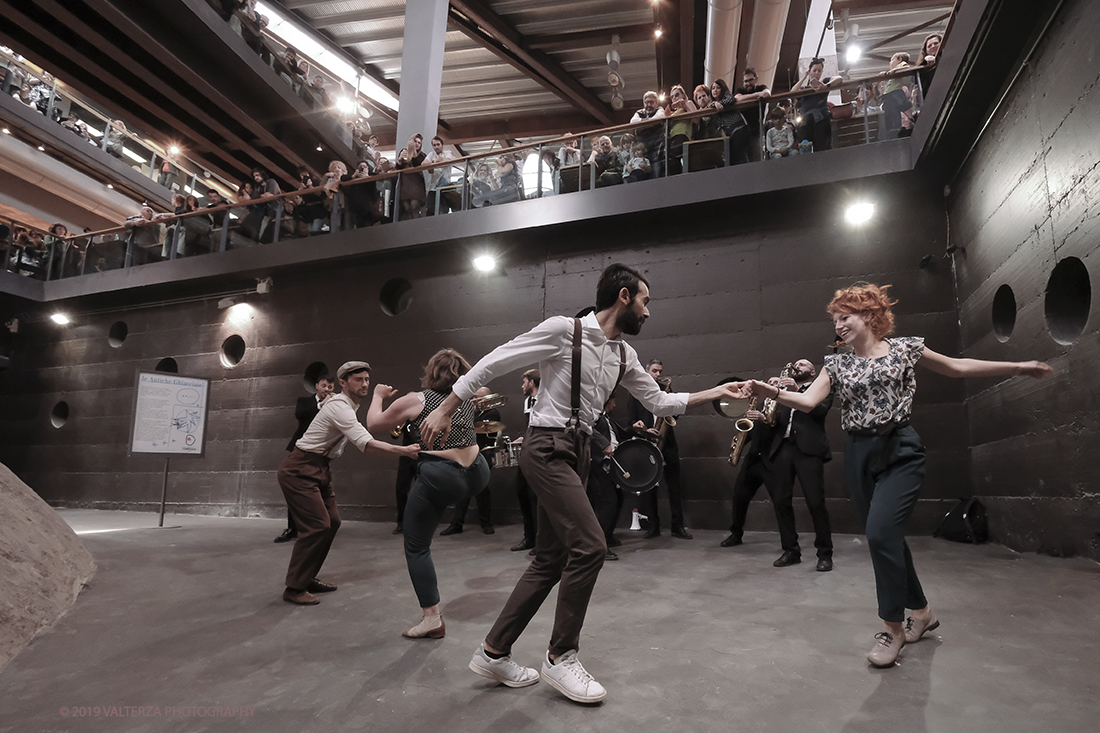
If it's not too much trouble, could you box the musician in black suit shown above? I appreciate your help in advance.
[722,359,833,571]
[275,373,334,543]
[627,359,692,539]
[587,393,628,560]
[770,359,834,571]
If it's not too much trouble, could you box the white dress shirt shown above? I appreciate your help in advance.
[295,393,373,459]
[453,312,688,435]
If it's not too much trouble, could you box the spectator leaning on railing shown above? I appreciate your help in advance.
[631,91,667,178]
[793,57,843,153]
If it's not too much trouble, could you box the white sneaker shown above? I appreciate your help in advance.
[468,644,540,688]
[541,649,607,703]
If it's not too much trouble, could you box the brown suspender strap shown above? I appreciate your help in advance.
[568,317,582,431]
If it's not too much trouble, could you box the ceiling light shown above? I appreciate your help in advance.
[658,92,666,102]
[335,96,354,114]
[846,44,862,64]
[2,128,9,134]
[845,201,875,226]
[654,26,663,39]
[473,254,496,272]
[37,145,46,151]
[51,313,71,325]
[168,145,181,156]
[107,183,114,189]
[316,144,323,152]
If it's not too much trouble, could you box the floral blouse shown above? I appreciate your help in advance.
[823,337,924,432]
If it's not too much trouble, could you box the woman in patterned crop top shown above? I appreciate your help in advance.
[746,283,1051,668]
[368,348,492,640]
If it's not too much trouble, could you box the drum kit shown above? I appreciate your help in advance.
[471,393,664,494]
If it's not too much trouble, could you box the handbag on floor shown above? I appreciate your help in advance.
[933,497,989,544]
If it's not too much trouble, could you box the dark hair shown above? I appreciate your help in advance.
[744,67,757,77]
[431,136,443,144]
[315,374,332,385]
[810,57,825,69]
[711,78,731,98]
[595,263,649,312]
[770,107,787,120]
[207,187,221,196]
[523,369,540,387]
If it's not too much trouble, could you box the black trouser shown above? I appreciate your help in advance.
[771,442,833,558]
[446,485,492,528]
[645,459,685,531]
[845,426,928,622]
[515,466,538,544]
[395,454,415,525]
[586,459,624,541]
[728,455,798,554]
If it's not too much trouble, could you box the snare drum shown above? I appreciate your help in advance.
[610,438,664,494]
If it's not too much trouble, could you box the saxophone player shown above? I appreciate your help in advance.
[722,360,833,570]
[627,359,692,540]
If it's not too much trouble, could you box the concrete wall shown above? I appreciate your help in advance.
[0,172,969,536]
[948,0,1100,558]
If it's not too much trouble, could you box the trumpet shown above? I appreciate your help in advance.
[390,422,406,439]
[650,376,676,449]
[471,393,507,411]
[728,396,758,465]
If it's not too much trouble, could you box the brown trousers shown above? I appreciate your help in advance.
[485,427,605,657]
[278,448,342,591]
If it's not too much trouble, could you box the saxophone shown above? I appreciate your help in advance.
[728,396,757,465]
[762,363,793,426]
[652,376,676,449]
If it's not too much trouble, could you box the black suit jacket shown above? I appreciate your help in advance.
[591,412,628,457]
[769,386,832,461]
[287,396,321,451]
[626,396,679,461]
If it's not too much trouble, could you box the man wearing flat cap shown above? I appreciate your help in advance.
[278,360,419,605]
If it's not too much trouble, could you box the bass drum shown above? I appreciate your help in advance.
[610,438,664,495]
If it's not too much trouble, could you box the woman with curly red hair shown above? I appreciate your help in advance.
[746,282,1052,668]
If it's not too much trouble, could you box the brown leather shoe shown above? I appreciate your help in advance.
[307,579,338,593]
[283,588,320,605]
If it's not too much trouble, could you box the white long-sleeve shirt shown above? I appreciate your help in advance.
[295,393,373,459]
[453,312,688,435]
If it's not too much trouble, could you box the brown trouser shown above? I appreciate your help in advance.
[278,448,342,591]
[485,426,605,657]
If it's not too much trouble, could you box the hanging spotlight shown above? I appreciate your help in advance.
[168,145,181,156]
[50,313,71,325]
[316,144,323,152]
[845,44,862,64]
[654,25,663,39]
[335,96,355,114]
[2,128,10,134]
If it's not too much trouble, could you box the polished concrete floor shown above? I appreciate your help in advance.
[1,509,1098,733]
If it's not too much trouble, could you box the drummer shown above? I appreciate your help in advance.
[366,348,493,640]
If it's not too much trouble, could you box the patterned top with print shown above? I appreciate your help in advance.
[823,336,924,432]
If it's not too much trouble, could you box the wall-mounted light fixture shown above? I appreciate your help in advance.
[845,201,875,226]
[473,254,497,272]
[50,313,71,325]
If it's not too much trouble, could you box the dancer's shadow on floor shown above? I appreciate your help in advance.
[841,638,940,733]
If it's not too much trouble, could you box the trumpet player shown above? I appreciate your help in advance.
[628,359,692,540]
[767,359,835,572]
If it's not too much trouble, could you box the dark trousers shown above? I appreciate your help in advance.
[278,449,341,590]
[395,454,415,525]
[845,427,929,622]
[485,427,604,657]
[798,111,832,152]
[405,454,491,608]
[772,442,833,558]
[447,484,492,529]
[645,460,686,531]
[728,455,799,554]
[586,459,624,541]
[515,466,538,544]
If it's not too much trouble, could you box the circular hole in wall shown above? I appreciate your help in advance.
[991,284,1017,343]
[303,361,329,392]
[380,277,413,316]
[50,401,69,428]
[1044,257,1091,345]
[220,334,246,368]
[108,320,128,348]
[155,357,179,373]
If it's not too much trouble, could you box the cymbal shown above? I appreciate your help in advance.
[474,420,506,434]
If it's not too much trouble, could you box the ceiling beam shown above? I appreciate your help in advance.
[832,0,953,12]
[449,0,612,125]
[443,111,601,145]
[864,11,952,52]
[311,8,406,30]
[526,24,655,51]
